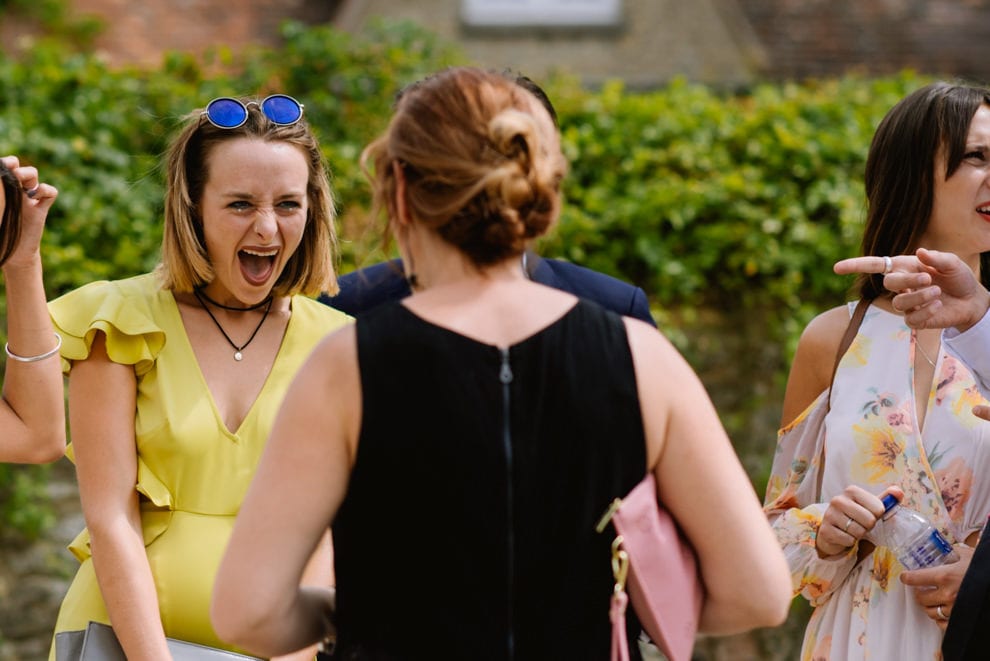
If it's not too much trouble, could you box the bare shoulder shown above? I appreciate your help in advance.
[798,305,855,362]
[313,322,357,358]
[623,316,729,470]
[780,304,857,426]
[622,316,707,403]
[287,324,358,398]
[281,323,361,455]
[623,316,684,366]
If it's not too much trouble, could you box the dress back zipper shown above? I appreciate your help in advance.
[499,347,515,660]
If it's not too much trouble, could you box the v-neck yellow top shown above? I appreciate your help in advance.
[47,272,351,653]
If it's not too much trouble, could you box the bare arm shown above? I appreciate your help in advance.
[213,325,360,656]
[0,156,64,463]
[70,333,170,659]
[270,530,335,661]
[625,318,791,634]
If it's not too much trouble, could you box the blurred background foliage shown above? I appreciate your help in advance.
[0,10,930,550]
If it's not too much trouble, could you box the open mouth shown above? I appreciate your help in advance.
[239,248,278,286]
[978,205,990,220]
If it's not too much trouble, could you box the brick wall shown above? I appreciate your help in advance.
[2,0,337,67]
[739,0,990,82]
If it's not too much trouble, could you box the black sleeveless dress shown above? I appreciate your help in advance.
[331,299,648,660]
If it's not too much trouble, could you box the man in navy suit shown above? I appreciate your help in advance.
[320,252,655,326]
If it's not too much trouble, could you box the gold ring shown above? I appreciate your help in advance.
[882,256,893,274]
[937,605,949,621]
[843,516,854,532]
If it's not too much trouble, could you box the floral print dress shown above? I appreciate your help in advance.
[765,303,990,661]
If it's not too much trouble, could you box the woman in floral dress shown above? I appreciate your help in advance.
[765,81,990,660]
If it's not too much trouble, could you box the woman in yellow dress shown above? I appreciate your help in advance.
[48,95,350,660]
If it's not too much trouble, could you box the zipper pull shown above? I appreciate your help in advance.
[499,348,513,384]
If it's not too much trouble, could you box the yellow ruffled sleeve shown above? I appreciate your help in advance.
[50,275,170,563]
[48,275,166,377]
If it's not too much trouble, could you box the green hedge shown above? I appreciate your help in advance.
[0,15,934,535]
[542,73,929,351]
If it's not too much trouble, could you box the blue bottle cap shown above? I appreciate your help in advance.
[930,530,953,555]
[880,493,901,513]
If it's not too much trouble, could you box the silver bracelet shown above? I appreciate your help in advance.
[5,333,62,363]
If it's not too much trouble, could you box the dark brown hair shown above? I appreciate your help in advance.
[0,162,23,268]
[859,81,990,299]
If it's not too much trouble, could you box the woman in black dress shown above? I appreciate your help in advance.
[212,67,791,660]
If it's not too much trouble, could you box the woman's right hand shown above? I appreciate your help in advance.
[834,249,990,333]
[817,485,903,558]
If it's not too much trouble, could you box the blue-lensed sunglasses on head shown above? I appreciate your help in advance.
[202,94,304,129]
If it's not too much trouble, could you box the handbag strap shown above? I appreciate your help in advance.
[610,590,631,661]
[825,298,871,411]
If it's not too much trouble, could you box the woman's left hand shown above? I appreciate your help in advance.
[900,543,974,631]
[0,155,57,270]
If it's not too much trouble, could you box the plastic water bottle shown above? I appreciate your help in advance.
[866,493,958,570]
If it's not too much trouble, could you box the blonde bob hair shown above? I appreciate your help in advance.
[362,67,566,267]
[156,98,338,297]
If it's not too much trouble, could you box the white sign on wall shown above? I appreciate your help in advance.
[461,0,623,27]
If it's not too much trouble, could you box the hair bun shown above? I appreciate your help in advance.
[361,67,566,267]
[481,109,555,244]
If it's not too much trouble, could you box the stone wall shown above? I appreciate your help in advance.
[333,0,768,88]
[0,460,83,660]
[335,0,990,85]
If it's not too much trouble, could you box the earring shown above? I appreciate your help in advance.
[404,252,420,290]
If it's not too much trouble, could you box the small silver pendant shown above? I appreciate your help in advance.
[234,351,243,361]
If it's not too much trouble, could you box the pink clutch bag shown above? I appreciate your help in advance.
[596,473,703,661]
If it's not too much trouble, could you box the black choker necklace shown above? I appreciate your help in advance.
[194,287,273,311]
[193,288,273,361]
